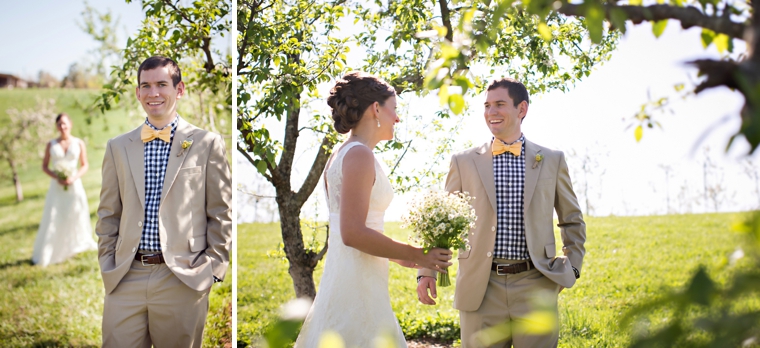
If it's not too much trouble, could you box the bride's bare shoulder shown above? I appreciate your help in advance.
[341,143,375,174]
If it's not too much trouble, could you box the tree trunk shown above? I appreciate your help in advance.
[9,158,23,202]
[278,194,317,299]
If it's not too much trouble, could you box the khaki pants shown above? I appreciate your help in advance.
[461,260,560,348]
[102,259,210,348]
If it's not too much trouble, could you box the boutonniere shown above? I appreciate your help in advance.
[177,139,193,157]
[532,151,544,169]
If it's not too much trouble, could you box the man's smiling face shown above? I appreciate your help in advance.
[136,66,184,123]
[483,87,526,140]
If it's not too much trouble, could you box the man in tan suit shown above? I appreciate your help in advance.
[96,56,231,347]
[417,78,585,347]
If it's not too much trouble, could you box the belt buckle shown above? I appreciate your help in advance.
[496,263,511,276]
[140,254,152,266]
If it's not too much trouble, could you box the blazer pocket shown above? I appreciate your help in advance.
[189,236,207,252]
[115,236,123,251]
[178,166,202,176]
[545,243,556,258]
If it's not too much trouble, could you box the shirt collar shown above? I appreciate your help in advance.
[145,116,179,131]
[492,134,525,146]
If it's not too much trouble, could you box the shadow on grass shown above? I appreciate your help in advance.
[0,192,44,207]
[0,222,39,237]
[0,259,33,270]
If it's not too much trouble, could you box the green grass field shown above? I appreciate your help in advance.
[237,213,758,347]
[0,89,231,347]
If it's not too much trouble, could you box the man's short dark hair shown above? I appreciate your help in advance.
[137,56,182,87]
[487,78,529,107]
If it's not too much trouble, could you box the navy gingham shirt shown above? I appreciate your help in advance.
[493,135,529,260]
[139,117,178,252]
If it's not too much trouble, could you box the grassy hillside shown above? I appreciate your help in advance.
[237,213,758,347]
[0,89,231,347]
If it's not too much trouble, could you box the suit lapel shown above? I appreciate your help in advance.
[159,117,193,208]
[523,139,543,211]
[473,142,497,214]
[126,125,146,208]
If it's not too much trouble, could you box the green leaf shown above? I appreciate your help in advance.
[255,160,267,175]
[537,22,552,41]
[714,33,729,53]
[585,3,605,44]
[634,125,643,142]
[701,28,715,49]
[448,94,465,115]
[652,20,667,38]
[440,43,460,60]
[438,84,449,106]
[609,8,628,34]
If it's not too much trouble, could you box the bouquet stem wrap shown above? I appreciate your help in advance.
[403,191,477,288]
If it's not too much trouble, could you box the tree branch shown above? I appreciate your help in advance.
[201,36,215,73]
[557,3,746,39]
[237,1,259,75]
[278,67,301,189]
[438,0,454,42]
[689,59,740,93]
[312,224,329,266]
[295,136,336,207]
[236,143,275,183]
[161,0,195,24]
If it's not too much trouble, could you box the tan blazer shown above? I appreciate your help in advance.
[421,139,585,312]
[96,118,232,294]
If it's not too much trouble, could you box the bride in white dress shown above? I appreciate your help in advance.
[32,113,97,266]
[295,72,453,347]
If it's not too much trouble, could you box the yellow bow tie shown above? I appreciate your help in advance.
[141,124,172,143]
[492,140,522,157]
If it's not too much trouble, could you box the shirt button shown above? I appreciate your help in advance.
[487,252,492,257]
[138,221,143,227]
[508,204,512,208]
[131,247,136,253]
[491,226,495,231]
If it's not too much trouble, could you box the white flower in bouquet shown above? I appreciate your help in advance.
[53,163,76,191]
[402,190,477,287]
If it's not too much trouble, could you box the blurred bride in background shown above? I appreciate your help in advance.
[32,113,96,266]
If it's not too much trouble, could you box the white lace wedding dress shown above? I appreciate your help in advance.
[295,142,407,348]
[32,138,97,266]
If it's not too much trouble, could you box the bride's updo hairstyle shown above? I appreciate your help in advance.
[327,72,395,134]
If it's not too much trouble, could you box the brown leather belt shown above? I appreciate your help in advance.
[135,253,165,265]
[491,260,534,275]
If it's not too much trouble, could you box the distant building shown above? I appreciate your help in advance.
[0,73,28,89]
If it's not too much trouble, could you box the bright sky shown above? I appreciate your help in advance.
[239,21,760,223]
[0,1,144,80]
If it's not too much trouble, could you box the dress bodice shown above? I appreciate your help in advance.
[49,138,80,171]
[324,142,394,231]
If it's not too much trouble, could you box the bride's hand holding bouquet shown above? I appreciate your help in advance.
[403,190,477,287]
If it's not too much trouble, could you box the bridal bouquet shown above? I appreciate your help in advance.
[53,163,75,191]
[402,190,477,287]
